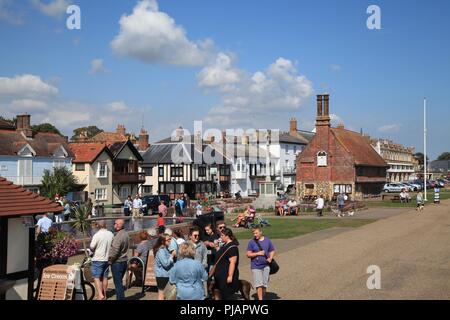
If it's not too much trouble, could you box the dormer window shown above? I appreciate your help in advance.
[317,151,327,167]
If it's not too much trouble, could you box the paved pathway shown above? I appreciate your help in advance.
[102,202,449,299]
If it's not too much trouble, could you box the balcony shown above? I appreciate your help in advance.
[234,171,247,180]
[281,166,296,175]
[113,172,145,184]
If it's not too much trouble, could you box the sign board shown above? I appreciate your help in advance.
[22,215,35,228]
[144,251,157,287]
[37,265,76,300]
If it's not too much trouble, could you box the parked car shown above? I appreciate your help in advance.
[141,194,171,215]
[383,183,404,193]
[402,182,420,191]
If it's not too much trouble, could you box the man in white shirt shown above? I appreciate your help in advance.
[132,194,143,218]
[90,220,114,300]
[36,213,53,234]
[287,198,298,215]
[315,195,325,217]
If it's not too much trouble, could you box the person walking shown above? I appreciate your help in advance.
[189,227,208,269]
[153,234,174,300]
[246,226,275,300]
[212,228,239,300]
[336,193,345,217]
[416,191,424,211]
[108,219,129,300]
[90,220,114,300]
[123,196,132,217]
[169,242,208,300]
[315,194,325,217]
[132,194,142,217]
[36,212,53,235]
[158,200,168,217]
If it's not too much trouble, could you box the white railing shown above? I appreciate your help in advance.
[234,171,247,180]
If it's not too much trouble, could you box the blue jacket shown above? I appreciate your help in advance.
[154,248,174,277]
[169,258,208,300]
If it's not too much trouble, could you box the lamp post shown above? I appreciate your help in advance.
[424,98,427,202]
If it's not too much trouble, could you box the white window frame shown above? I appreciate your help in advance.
[120,186,130,199]
[317,151,328,167]
[95,188,107,201]
[0,165,7,171]
[97,162,108,178]
[142,185,153,194]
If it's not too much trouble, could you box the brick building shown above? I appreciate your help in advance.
[296,95,388,200]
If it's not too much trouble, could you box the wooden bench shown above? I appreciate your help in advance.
[143,251,157,293]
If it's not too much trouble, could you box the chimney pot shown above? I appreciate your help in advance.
[139,128,149,151]
[289,117,298,135]
[16,114,33,138]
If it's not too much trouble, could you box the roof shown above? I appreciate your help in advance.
[0,177,63,217]
[0,119,15,130]
[331,128,388,167]
[279,132,309,144]
[0,130,73,158]
[91,131,127,144]
[69,142,112,163]
[107,140,143,161]
[142,143,212,164]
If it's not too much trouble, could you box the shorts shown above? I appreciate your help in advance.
[252,266,270,288]
[91,261,110,279]
[156,277,169,290]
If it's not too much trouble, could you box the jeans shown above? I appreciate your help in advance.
[111,261,128,300]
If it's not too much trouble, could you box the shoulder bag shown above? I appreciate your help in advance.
[253,239,279,275]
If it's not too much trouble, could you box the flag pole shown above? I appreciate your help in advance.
[424,97,427,201]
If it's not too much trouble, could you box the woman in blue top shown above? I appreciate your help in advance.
[169,242,208,300]
[153,234,174,300]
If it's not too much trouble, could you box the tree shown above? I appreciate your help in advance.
[71,205,91,259]
[71,126,103,141]
[40,167,78,200]
[437,152,450,161]
[32,123,61,135]
[414,152,429,166]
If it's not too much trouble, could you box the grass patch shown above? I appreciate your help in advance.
[365,189,449,208]
[231,218,376,240]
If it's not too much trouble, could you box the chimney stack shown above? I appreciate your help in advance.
[16,114,33,138]
[139,128,150,151]
[116,124,126,136]
[175,126,184,140]
[315,94,331,127]
[289,118,298,135]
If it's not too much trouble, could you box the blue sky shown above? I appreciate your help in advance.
[0,0,449,159]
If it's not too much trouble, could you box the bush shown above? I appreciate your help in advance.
[36,229,78,267]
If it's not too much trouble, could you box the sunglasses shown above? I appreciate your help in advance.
[218,226,225,229]
[192,234,199,238]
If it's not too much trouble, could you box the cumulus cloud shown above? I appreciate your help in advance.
[0,74,58,98]
[197,53,242,91]
[378,124,402,133]
[30,0,71,19]
[89,59,108,75]
[202,57,313,127]
[111,0,211,66]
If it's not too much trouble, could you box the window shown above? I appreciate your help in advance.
[142,185,153,194]
[53,160,66,169]
[198,166,206,177]
[171,166,183,177]
[220,166,230,176]
[159,167,164,177]
[175,184,185,193]
[143,167,153,176]
[317,151,327,167]
[120,186,130,199]
[97,162,108,178]
[95,188,107,201]
[75,163,85,171]
[333,184,352,194]
[0,165,7,171]
[293,146,297,154]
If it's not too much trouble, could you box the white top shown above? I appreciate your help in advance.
[287,200,297,207]
[37,216,53,233]
[176,238,186,245]
[315,197,325,209]
[133,198,142,209]
[90,229,114,262]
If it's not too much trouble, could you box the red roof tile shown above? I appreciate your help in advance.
[331,128,388,167]
[0,177,63,217]
[69,142,110,163]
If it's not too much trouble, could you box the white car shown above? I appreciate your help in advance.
[383,183,404,193]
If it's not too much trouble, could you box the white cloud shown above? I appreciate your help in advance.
[108,101,129,113]
[378,124,402,133]
[0,74,58,98]
[330,64,341,72]
[330,113,343,126]
[0,0,24,25]
[9,99,48,113]
[111,0,210,66]
[197,53,242,91]
[89,59,108,75]
[30,0,71,19]
[202,57,313,126]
